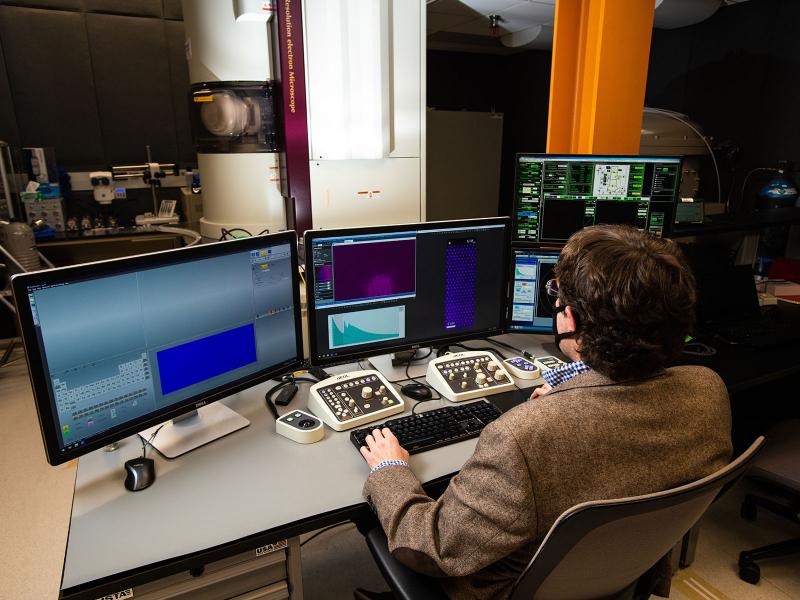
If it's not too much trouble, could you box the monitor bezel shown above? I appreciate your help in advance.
[505,246,562,334]
[304,217,511,367]
[511,153,684,244]
[12,232,305,466]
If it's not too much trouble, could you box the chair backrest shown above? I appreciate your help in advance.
[509,437,765,600]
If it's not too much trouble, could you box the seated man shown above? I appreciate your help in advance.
[359,224,732,599]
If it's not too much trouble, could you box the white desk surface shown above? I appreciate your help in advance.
[10,333,553,595]
[0,347,77,600]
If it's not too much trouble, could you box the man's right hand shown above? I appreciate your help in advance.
[529,382,552,400]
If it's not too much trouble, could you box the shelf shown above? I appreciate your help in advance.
[672,207,800,238]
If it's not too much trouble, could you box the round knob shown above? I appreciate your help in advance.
[473,364,481,371]
[362,386,373,399]
[495,370,507,381]
[461,381,468,389]
[448,373,455,381]
[487,362,498,372]
[476,373,487,385]
[378,385,386,394]
[349,399,356,408]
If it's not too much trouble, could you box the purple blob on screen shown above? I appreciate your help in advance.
[332,239,416,302]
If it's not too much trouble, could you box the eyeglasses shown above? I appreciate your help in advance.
[545,279,559,298]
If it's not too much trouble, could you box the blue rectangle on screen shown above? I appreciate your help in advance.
[157,324,257,395]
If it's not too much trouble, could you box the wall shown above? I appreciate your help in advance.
[427,48,551,217]
[0,0,193,172]
[646,0,800,212]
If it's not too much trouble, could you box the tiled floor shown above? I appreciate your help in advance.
[300,478,800,599]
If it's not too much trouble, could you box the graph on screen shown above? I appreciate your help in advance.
[328,306,406,349]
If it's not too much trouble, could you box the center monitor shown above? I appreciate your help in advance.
[512,154,682,243]
[13,232,304,465]
[305,218,510,365]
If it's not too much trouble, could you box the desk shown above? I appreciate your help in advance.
[47,327,800,598]
[60,336,547,599]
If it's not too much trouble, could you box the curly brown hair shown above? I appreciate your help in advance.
[554,225,696,381]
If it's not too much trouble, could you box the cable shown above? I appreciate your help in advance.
[485,337,534,359]
[443,343,507,360]
[257,228,270,236]
[739,167,781,212]
[219,227,254,241]
[156,225,201,247]
[643,108,722,209]
[300,522,353,547]
[264,376,318,418]
[140,424,165,458]
[682,342,717,357]
[403,353,441,415]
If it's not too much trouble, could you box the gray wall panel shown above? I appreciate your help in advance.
[163,0,181,20]
[0,6,104,167]
[0,0,84,10]
[0,38,20,147]
[165,19,194,166]
[87,13,177,164]
[84,0,161,17]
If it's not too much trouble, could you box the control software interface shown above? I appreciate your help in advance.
[508,249,560,332]
[513,155,681,242]
[309,223,507,362]
[24,243,297,454]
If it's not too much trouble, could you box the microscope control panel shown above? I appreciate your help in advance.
[308,370,405,431]
[426,351,515,402]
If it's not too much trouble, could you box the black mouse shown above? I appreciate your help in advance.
[124,457,156,492]
[401,383,432,401]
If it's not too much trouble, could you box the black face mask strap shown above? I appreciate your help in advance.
[553,303,579,346]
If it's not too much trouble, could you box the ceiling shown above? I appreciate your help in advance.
[426,0,749,55]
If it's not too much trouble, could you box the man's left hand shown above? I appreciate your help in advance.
[360,428,410,470]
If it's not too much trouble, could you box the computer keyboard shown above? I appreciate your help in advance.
[349,399,502,455]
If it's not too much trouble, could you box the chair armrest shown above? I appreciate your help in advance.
[365,527,448,600]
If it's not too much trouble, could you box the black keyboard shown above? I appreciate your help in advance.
[350,399,502,455]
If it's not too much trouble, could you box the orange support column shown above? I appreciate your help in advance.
[547,0,656,155]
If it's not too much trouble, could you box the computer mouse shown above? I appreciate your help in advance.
[124,457,156,492]
[401,382,432,401]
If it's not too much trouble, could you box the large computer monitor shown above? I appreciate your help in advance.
[12,232,304,465]
[513,154,682,243]
[305,218,510,366]
[507,248,560,333]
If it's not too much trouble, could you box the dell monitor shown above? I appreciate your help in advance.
[513,154,682,243]
[13,232,303,465]
[305,218,511,366]
[507,248,560,333]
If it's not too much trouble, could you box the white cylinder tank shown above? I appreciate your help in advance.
[182,0,286,239]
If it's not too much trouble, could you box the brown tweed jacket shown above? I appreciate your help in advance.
[363,366,732,599]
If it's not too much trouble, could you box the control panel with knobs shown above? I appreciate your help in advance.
[426,351,515,402]
[308,370,405,431]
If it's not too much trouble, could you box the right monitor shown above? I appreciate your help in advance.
[513,154,682,243]
[507,248,560,333]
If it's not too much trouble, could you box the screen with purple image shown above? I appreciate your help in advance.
[444,238,477,329]
[331,239,416,303]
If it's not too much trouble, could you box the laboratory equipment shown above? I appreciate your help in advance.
[503,356,541,379]
[308,369,404,431]
[507,248,560,333]
[425,350,515,402]
[304,217,510,367]
[512,154,682,243]
[12,231,303,465]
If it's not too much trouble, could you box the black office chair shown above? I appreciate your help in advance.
[738,420,800,584]
[361,437,764,600]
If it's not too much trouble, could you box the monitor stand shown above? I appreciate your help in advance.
[138,402,250,459]
[369,348,432,382]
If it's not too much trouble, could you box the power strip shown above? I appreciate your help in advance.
[426,351,515,402]
[308,369,405,431]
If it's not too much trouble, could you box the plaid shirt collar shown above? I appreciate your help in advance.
[542,360,592,388]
